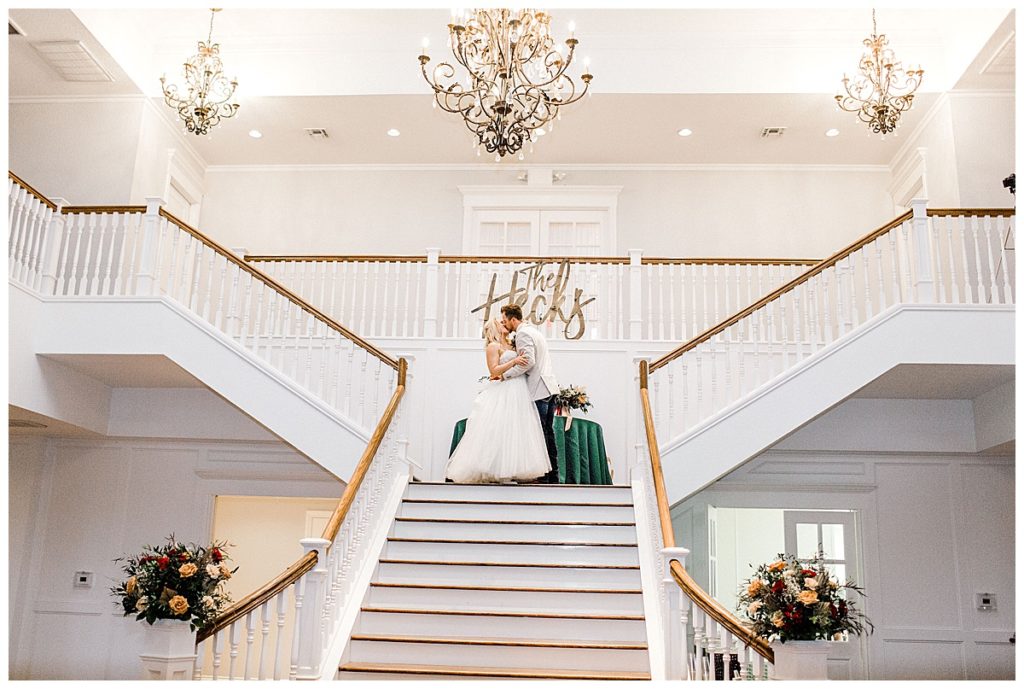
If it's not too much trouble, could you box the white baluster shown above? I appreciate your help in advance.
[228,621,241,680]
[201,246,217,321]
[273,591,288,679]
[289,578,305,680]
[358,261,370,334]
[981,215,1001,304]
[629,250,643,339]
[211,630,223,680]
[998,216,1014,304]
[328,260,341,321]
[193,637,206,680]
[243,610,256,680]
[257,600,271,680]
[969,215,987,303]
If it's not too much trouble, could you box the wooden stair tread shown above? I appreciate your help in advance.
[404,499,630,507]
[360,606,644,620]
[351,633,646,650]
[339,662,650,680]
[370,582,642,594]
[379,558,639,569]
[395,517,636,526]
[388,537,637,548]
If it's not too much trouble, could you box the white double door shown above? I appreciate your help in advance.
[473,209,608,256]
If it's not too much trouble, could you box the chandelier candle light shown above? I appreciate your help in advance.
[835,9,923,137]
[160,8,240,136]
[418,9,593,160]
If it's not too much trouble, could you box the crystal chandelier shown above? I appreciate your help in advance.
[160,8,239,136]
[835,9,923,137]
[418,9,593,160]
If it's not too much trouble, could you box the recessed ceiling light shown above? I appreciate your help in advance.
[387,128,401,137]
[248,129,263,139]
[677,128,693,137]
[825,128,840,137]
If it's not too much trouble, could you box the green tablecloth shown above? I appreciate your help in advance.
[449,415,612,485]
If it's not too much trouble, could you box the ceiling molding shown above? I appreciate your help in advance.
[887,92,952,175]
[9,94,146,104]
[140,98,209,173]
[204,162,892,174]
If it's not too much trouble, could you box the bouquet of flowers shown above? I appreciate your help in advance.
[737,552,873,643]
[110,535,237,631]
[556,385,592,414]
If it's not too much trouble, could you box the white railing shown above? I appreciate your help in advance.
[7,175,401,433]
[634,375,773,681]
[248,253,815,342]
[647,201,1016,442]
[194,394,410,680]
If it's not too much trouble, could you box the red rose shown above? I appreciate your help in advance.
[772,580,785,594]
[211,548,223,563]
[157,556,170,570]
[829,604,838,618]
[802,569,817,577]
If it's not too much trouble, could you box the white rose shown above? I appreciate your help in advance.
[202,595,215,610]
[135,596,150,612]
[206,564,221,579]
[804,577,819,589]
[747,601,763,615]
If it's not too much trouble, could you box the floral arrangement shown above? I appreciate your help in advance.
[737,552,873,643]
[556,385,592,414]
[111,535,237,631]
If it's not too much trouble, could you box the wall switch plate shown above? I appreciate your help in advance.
[73,571,93,588]
[976,592,997,611]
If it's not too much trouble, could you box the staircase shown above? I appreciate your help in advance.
[337,481,651,680]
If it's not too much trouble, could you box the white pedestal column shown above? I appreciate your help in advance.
[770,640,830,680]
[138,619,197,680]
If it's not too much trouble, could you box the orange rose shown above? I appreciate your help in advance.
[125,576,137,595]
[797,590,819,605]
[768,561,786,572]
[168,595,189,615]
[747,579,765,596]
[178,563,198,578]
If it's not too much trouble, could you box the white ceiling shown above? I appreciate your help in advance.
[42,354,205,388]
[850,363,1014,400]
[7,7,1015,166]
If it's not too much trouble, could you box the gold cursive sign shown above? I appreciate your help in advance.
[470,259,596,340]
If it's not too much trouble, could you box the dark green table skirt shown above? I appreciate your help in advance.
[449,415,612,485]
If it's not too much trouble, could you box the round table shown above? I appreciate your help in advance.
[449,414,612,485]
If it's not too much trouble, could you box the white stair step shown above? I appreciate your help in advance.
[407,482,632,504]
[383,539,639,566]
[392,517,637,544]
[355,608,647,643]
[398,500,634,522]
[348,635,649,673]
[375,560,641,589]
[337,662,650,681]
[366,583,644,614]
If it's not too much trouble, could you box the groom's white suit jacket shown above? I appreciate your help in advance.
[503,323,559,401]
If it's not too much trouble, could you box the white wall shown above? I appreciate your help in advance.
[199,166,895,259]
[9,99,144,204]
[972,380,1014,452]
[7,435,343,680]
[671,395,1015,681]
[129,101,208,207]
[949,93,1016,207]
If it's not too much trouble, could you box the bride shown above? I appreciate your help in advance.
[445,316,552,484]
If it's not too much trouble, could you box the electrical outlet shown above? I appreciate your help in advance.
[73,571,93,588]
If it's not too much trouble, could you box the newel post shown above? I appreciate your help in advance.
[662,547,691,680]
[39,197,69,295]
[628,249,644,340]
[423,248,440,338]
[294,538,330,679]
[136,197,165,295]
[910,198,935,303]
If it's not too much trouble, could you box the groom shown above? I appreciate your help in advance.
[500,304,560,484]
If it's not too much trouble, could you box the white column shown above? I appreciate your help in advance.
[661,546,691,680]
[910,198,935,303]
[293,538,330,679]
[136,197,165,295]
[628,249,643,340]
[138,619,197,680]
[38,197,69,295]
[423,248,441,337]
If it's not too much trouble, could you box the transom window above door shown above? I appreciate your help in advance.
[460,180,621,256]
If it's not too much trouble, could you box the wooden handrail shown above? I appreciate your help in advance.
[649,210,914,373]
[61,205,147,214]
[927,208,1015,217]
[155,209,400,371]
[196,551,318,644]
[321,358,406,543]
[198,358,407,645]
[8,171,58,211]
[639,360,773,663]
[245,253,820,266]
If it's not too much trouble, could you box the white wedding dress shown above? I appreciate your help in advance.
[445,350,552,483]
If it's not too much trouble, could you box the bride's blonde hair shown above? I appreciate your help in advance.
[482,316,509,348]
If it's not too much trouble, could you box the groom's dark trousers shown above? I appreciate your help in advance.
[535,395,559,483]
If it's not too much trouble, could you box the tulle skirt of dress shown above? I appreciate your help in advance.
[445,376,551,483]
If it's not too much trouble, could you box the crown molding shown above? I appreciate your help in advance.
[204,162,891,174]
[887,91,952,173]
[9,94,147,104]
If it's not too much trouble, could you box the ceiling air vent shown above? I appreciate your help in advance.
[760,126,787,138]
[304,128,330,140]
[32,40,113,82]
[10,419,47,429]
